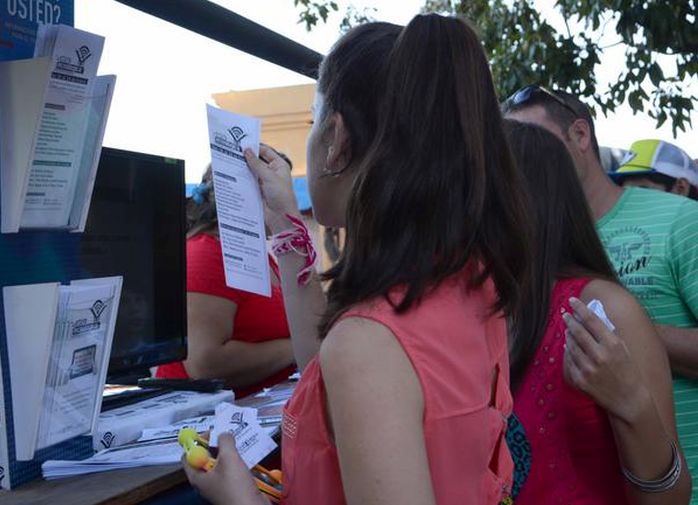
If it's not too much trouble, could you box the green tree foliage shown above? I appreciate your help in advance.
[296,1,697,135]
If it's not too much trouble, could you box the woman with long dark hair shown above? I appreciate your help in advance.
[184,15,532,504]
[506,119,690,505]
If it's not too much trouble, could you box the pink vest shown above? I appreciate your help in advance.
[281,273,513,504]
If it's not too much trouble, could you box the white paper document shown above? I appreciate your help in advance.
[587,299,616,331]
[42,439,182,480]
[210,402,277,469]
[36,278,122,452]
[138,415,215,442]
[22,24,105,228]
[206,105,270,297]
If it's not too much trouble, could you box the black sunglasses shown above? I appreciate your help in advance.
[508,85,579,119]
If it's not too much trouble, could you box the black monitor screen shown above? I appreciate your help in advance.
[79,147,186,381]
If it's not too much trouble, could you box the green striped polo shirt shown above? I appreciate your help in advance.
[597,186,698,499]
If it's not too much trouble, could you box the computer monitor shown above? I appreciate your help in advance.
[78,147,186,383]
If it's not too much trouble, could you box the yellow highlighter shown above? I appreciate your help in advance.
[177,427,283,503]
[178,427,217,471]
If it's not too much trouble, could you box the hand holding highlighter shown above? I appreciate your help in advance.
[178,427,217,471]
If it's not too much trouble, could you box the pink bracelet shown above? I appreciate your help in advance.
[271,214,317,286]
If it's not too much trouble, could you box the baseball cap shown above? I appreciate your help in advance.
[613,139,698,187]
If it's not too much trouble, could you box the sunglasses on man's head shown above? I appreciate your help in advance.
[507,85,579,119]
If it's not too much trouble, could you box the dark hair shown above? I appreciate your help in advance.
[187,146,294,238]
[319,15,533,336]
[616,172,676,192]
[617,172,698,200]
[317,22,403,163]
[502,89,601,163]
[186,165,217,238]
[504,119,617,390]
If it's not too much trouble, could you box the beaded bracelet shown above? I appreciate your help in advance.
[621,440,682,493]
[270,214,317,286]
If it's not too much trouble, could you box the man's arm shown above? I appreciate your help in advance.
[655,325,698,380]
[662,199,698,380]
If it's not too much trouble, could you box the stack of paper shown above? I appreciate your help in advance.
[2,277,122,462]
[95,390,234,451]
[0,24,116,232]
[43,401,280,480]
[42,439,182,480]
[36,280,122,452]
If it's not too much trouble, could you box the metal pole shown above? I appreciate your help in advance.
[113,0,324,79]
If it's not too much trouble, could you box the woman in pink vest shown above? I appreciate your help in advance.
[506,120,691,504]
[184,15,533,505]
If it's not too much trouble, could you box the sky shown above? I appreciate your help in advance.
[75,0,697,183]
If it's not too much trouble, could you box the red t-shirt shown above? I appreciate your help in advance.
[156,234,295,398]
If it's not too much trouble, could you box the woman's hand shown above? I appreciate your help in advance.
[563,297,652,425]
[245,145,301,234]
[183,433,269,505]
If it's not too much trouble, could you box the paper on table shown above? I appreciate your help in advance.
[22,24,105,228]
[138,415,215,442]
[206,105,270,297]
[42,439,182,480]
[209,402,277,469]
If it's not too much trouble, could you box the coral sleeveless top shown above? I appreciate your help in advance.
[281,273,513,504]
[513,278,630,505]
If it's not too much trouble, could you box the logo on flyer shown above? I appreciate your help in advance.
[212,126,248,159]
[76,45,92,65]
[229,411,249,437]
[90,299,107,320]
[228,126,248,152]
[55,44,92,75]
[101,431,115,449]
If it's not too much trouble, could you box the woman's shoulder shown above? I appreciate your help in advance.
[187,232,219,247]
[579,278,654,338]
[580,278,638,313]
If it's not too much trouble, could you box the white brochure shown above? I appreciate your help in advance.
[209,402,277,469]
[36,278,121,451]
[22,24,104,228]
[206,105,270,297]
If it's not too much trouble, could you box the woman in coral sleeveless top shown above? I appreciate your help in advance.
[505,120,691,504]
[184,16,533,505]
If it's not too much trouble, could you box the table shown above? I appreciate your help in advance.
[0,380,295,505]
[0,464,186,505]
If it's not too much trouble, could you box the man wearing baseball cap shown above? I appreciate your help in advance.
[613,139,698,201]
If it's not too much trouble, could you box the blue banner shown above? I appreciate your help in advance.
[0,0,74,61]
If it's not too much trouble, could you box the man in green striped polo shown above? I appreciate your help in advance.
[503,86,698,501]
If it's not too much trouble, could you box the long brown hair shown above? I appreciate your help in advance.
[319,15,533,336]
[504,120,617,390]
